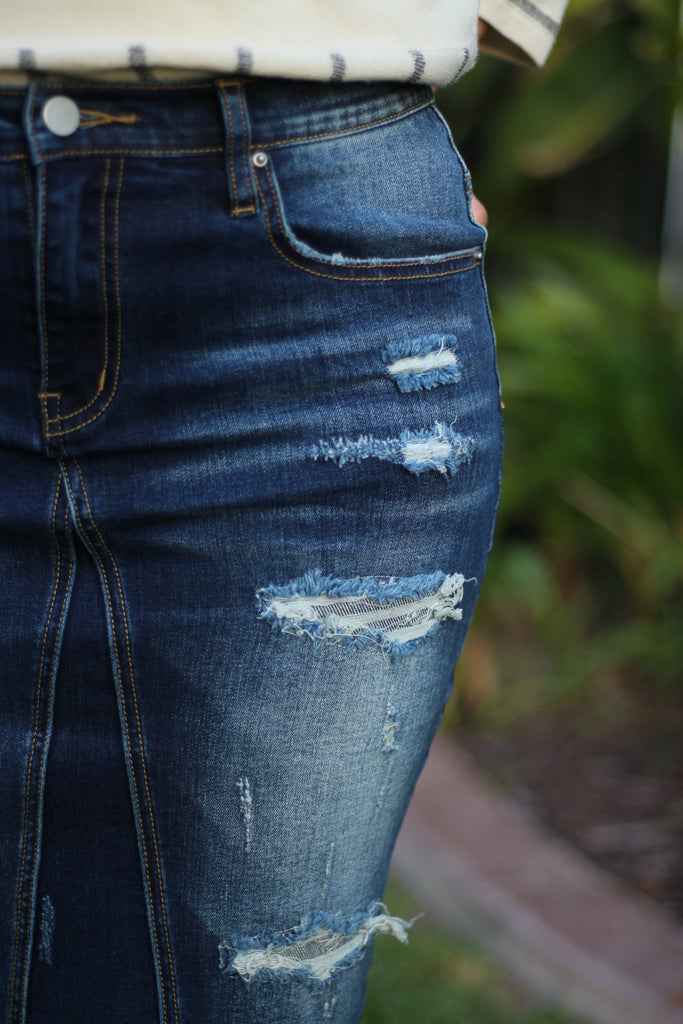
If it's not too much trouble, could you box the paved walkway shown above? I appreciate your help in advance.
[392,734,683,1024]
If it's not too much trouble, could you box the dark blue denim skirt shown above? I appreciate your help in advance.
[0,77,503,1024]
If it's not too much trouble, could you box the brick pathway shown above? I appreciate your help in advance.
[392,734,683,1024]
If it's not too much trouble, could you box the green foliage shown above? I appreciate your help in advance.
[362,884,582,1024]
[439,0,681,193]
[438,0,683,716]
[494,234,683,601]
[456,236,683,716]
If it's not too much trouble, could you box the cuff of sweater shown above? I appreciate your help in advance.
[478,0,567,66]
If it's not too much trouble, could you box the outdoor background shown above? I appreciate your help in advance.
[365,0,682,1017]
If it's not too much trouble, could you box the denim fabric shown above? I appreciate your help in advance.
[0,78,503,1024]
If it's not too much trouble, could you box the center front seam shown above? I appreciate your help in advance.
[59,460,181,1024]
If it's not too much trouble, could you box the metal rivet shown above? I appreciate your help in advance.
[252,151,268,168]
[42,95,80,137]
[473,249,484,262]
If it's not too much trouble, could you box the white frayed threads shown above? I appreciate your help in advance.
[310,422,473,478]
[402,427,459,475]
[386,345,458,379]
[381,703,399,753]
[322,843,335,902]
[263,573,466,652]
[229,910,411,983]
[383,334,463,393]
[237,777,253,853]
[376,699,399,816]
[323,995,339,1019]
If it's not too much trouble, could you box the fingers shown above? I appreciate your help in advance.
[471,194,489,227]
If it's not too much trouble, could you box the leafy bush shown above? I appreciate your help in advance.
[437,0,683,716]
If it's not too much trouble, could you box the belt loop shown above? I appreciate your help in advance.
[215,79,257,218]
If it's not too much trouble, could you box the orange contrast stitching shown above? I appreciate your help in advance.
[257,165,479,282]
[38,99,431,161]
[78,108,141,130]
[45,158,111,427]
[42,146,221,161]
[222,90,240,215]
[256,97,432,151]
[46,158,124,434]
[235,86,256,210]
[61,467,172,1024]
[37,163,55,426]
[71,461,180,1024]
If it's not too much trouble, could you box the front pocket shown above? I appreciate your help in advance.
[252,104,486,283]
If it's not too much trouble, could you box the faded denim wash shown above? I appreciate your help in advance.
[0,77,503,1024]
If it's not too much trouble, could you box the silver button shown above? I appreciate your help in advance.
[252,151,268,168]
[42,96,80,137]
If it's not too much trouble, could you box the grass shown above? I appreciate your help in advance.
[361,883,584,1024]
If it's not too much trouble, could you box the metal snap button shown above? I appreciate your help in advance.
[252,151,268,168]
[42,95,80,137]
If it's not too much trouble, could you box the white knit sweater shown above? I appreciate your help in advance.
[0,0,567,85]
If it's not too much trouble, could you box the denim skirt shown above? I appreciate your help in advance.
[0,77,503,1024]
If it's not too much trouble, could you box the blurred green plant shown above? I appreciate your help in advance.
[495,233,683,602]
[362,883,582,1024]
[437,0,683,719]
[439,0,681,196]
[472,238,683,718]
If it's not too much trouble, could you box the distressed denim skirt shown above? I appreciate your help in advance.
[0,76,503,1024]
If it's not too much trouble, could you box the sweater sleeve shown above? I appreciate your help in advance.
[478,0,568,67]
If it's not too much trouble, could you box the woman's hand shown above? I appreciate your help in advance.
[471,195,488,227]
[432,17,490,228]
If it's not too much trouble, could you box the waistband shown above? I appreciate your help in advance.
[0,77,433,163]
